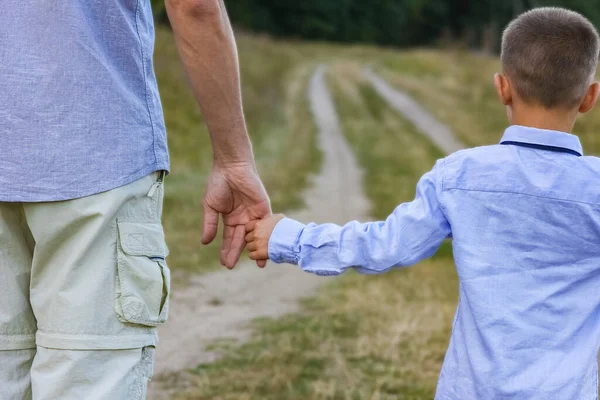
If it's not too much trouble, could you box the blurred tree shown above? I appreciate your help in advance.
[149,0,600,50]
[536,0,600,26]
[150,0,169,24]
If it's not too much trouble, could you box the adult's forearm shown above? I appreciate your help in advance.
[165,0,253,166]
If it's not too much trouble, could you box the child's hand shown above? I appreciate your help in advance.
[245,214,285,261]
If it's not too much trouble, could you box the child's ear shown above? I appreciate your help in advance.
[494,73,512,106]
[579,82,600,114]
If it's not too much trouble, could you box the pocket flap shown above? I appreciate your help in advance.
[118,221,169,258]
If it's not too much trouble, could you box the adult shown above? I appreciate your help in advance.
[0,0,269,398]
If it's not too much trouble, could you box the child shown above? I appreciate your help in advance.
[245,7,600,400]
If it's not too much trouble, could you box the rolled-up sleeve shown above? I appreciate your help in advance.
[268,160,450,276]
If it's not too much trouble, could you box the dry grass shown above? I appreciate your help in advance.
[174,262,457,400]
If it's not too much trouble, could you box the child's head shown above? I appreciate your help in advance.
[495,8,600,126]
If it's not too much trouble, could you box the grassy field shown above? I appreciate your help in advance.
[375,50,600,153]
[154,28,321,272]
[169,62,458,399]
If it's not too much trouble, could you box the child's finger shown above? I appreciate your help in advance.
[245,220,257,233]
[246,241,257,252]
[249,250,262,260]
[245,231,254,243]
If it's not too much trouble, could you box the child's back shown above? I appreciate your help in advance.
[437,132,600,398]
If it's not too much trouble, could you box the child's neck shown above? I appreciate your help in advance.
[511,103,577,133]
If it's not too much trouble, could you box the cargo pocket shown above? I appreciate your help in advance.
[115,220,170,327]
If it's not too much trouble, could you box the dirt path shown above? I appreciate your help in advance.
[148,65,369,398]
[364,68,465,154]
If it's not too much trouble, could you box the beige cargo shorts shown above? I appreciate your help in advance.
[0,172,170,400]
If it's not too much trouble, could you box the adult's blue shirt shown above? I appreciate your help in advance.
[270,125,600,399]
[0,0,169,201]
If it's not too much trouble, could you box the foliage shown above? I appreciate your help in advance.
[150,0,600,50]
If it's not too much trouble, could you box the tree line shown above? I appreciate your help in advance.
[151,0,600,51]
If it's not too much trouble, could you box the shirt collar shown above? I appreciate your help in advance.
[500,125,583,156]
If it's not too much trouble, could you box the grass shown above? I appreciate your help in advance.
[154,29,321,272]
[174,265,457,400]
[169,61,458,399]
[375,50,600,152]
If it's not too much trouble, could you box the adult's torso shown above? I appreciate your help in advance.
[0,0,169,201]
[436,126,600,399]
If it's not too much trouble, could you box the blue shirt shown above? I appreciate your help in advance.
[269,125,600,399]
[0,0,169,201]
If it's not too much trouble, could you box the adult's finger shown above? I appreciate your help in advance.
[256,259,267,268]
[220,223,234,267]
[224,224,246,269]
[202,205,219,245]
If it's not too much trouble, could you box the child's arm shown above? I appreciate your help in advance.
[245,161,450,276]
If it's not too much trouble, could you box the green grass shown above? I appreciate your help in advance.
[154,29,321,272]
[169,61,458,399]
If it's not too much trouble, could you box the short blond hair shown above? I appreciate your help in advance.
[501,7,599,108]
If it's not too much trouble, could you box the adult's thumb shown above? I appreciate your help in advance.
[202,206,219,245]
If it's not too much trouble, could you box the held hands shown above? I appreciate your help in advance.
[202,164,271,269]
[200,161,283,268]
[245,214,285,261]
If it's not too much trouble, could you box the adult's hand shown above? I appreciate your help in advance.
[202,164,271,269]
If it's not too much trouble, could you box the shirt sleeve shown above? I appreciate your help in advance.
[267,160,450,276]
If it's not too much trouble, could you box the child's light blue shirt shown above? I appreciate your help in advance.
[269,125,600,399]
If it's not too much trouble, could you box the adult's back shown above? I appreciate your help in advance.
[0,1,168,200]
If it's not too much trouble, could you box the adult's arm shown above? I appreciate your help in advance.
[165,0,271,269]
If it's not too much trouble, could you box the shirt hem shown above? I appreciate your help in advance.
[0,163,170,203]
